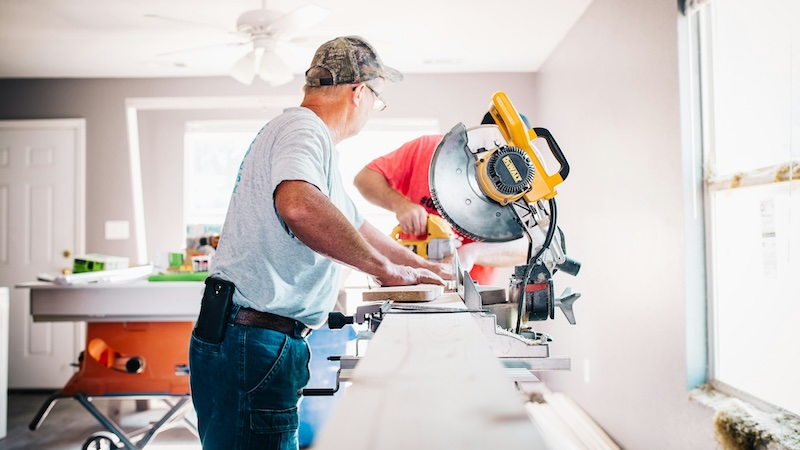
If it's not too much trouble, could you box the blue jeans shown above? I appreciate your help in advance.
[189,308,311,450]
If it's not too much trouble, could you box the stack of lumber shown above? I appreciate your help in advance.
[525,389,620,450]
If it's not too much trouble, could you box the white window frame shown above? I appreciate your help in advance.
[696,2,800,415]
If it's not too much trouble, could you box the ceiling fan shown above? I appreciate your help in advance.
[146,2,330,86]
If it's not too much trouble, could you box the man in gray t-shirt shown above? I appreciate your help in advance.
[189,36,453,450]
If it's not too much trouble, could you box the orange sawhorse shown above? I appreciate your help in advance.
[29,321,197,450]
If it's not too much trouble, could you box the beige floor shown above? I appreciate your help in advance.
[0,391,200,450]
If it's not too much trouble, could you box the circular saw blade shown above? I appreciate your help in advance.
[429,124,524,242]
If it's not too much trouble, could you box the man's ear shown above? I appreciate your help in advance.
[351,83,365,107]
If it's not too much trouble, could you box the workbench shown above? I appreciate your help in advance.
[23,282,551,448]
[312,293,550,449]
[21,281,203,322]
[19,280,203,450]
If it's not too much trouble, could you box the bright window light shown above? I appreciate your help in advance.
[184,117,440,290]
[703,0,800,414]
[183,117,439,272]
[183,120,263,228]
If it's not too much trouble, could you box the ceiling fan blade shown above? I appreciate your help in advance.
[155,41,248,58]
[231,51,258,85]
[144,13,237,34]
[266,4,330,38]
[285,35,325,47]
[258,52,294,86]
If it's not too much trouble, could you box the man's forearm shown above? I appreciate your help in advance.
[275,181,446,287]
[275,180,391,276]
[460,238,529,268]
[354,167,414,212]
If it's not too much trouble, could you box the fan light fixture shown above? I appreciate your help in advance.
[230,39,293,86]
[146,2,329,87]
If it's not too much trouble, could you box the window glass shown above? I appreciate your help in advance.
[184,119,439,231]
[710,182,800,413]
[184,121,262,227]
[337,119,440,235]
[710,0,798,175]
[703,0,800,414]
[184,117,440,290]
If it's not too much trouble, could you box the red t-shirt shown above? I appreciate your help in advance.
[366,135,499,286]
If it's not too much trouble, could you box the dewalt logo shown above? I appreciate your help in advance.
[502,155,523,183]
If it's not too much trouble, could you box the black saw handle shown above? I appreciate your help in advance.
[533,127,570,182]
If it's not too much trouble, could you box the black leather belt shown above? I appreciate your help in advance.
[233,308,311,338]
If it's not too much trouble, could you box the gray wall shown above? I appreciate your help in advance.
[0,74,536,261]
[533,0,716,448]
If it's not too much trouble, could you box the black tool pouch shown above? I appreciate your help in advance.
[194,277,235,344]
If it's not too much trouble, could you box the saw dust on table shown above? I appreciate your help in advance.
[361,284,444,302]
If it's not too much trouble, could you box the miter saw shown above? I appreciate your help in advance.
[430,91,582,336]
[301,92,583,396]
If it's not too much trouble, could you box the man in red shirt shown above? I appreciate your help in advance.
[354,113,530,286]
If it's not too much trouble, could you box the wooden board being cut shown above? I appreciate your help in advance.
[361,284,444,302]
[312,292,548,450]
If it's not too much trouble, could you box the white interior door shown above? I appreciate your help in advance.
[0,119,86,389]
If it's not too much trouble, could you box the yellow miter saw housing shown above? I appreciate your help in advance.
[391,214,456,261]
[430,91,582,336]
[477,92,569,205]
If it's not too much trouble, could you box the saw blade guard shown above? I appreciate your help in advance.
[429,123,525,242]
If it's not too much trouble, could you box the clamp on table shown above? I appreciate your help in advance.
[299,301,390,396]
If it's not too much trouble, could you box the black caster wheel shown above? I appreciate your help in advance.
[82,431,122,450]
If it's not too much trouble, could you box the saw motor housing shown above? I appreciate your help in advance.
[482,92,570,205]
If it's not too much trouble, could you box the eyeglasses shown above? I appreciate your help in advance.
[364,84,387,112]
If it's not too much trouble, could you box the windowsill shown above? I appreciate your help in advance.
[689,385,800,449]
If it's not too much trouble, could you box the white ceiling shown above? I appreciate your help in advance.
[0,0,593,80]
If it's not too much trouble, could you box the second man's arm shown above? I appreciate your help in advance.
[275,179,447,286]
[354,167,428,236]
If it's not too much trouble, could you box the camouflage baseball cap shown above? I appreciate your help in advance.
[305,36,403,87]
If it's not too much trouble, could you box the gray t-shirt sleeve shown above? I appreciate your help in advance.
[269,115,362,232]
[270,125,328,193]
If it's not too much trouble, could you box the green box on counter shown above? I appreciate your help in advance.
[73,254,129,274]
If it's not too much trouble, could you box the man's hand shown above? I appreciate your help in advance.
[457,243,478,272]
[374,264,446,287]
[425,260,455,281]
[396,203,428,236]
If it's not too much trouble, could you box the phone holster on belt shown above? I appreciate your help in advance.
[194,277,235,344]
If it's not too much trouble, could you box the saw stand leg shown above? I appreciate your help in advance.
[30,392,197,450]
